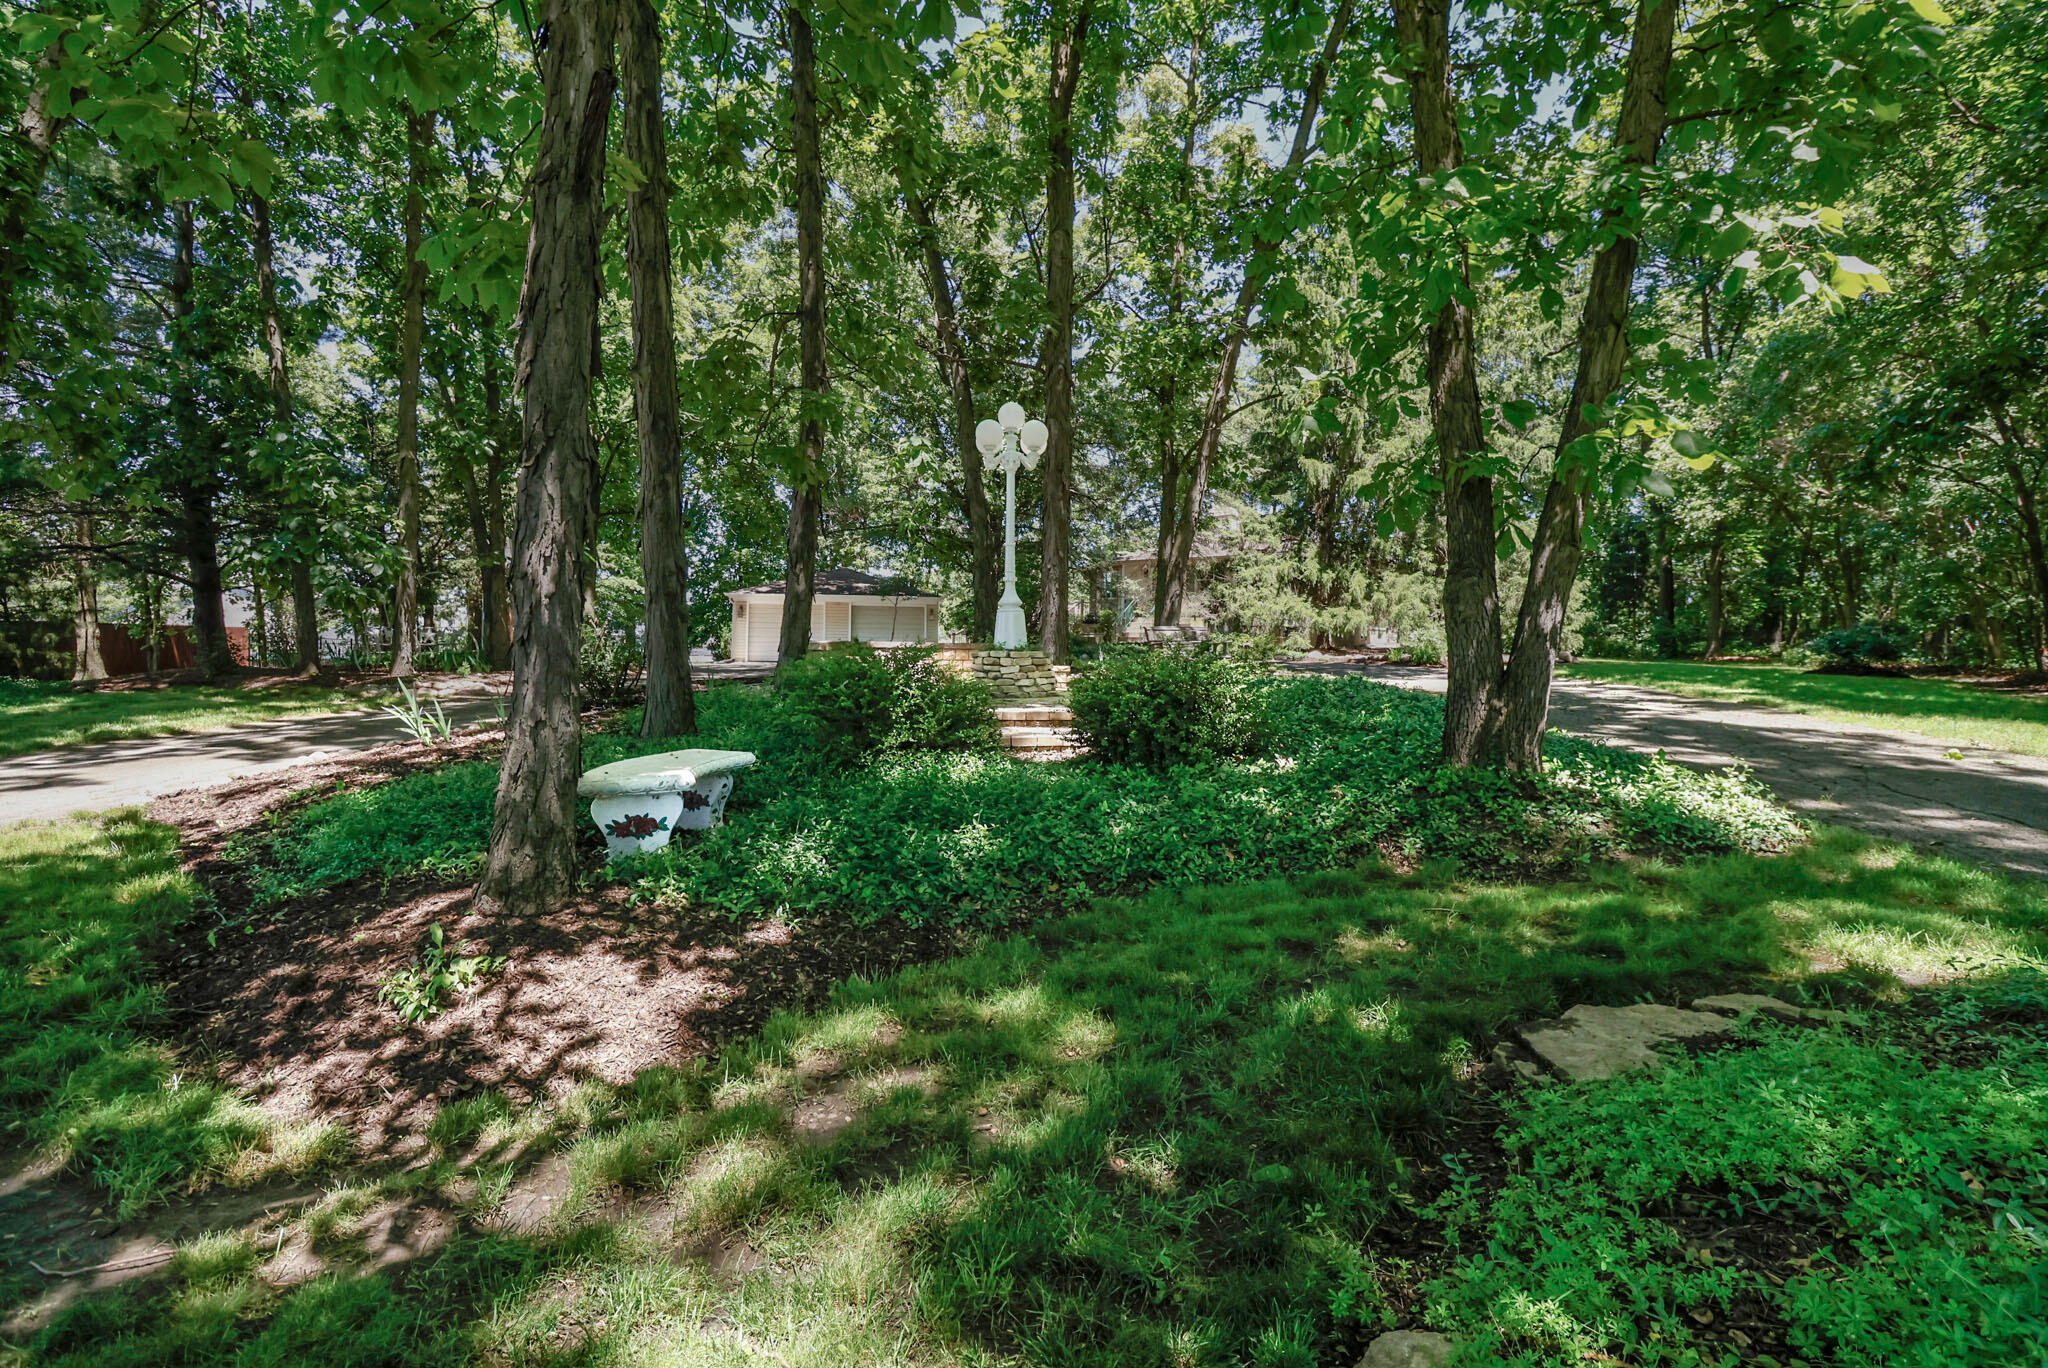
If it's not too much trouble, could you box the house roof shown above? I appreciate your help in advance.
[729,568,936,599]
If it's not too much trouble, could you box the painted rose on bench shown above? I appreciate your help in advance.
[680,790,712,811]
[605,812,670,839]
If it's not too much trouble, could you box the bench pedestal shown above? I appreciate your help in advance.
[577,748,756,859]
[590,774,734,857]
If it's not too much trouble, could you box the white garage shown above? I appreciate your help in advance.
[726,569,945,664]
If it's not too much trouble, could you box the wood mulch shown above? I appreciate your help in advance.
[147,732,969,1157]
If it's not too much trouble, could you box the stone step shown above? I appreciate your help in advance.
[998,725,1077,751]
[994,704,1075,727]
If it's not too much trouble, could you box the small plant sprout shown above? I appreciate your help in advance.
[380,678,455,745]
[377,922,503,1023]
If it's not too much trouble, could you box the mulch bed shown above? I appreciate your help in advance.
[148,731,970,1157]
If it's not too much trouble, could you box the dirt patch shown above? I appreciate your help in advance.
[148,737,970,1156]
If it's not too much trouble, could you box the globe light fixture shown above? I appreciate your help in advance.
[980,402,1044,649]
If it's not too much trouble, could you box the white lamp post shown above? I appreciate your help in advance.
[975,402,1049,650]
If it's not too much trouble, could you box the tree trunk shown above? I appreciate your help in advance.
[476,0,617,919]
[1652,499,1677,647]
[392,107,433,678]
[1492,0,1676,771]
[480,347,514,667]
[901,177,998,640]
[168,201,235,681]
[1151,35,1202,624]
[2003,457,2048,672]
[248,185,324,677]
[620,0,697,736]
[1156,0,1353,628]
[1039,0,1092,665]
[0,49,63,374]
[1703,528,1728,659]
[779,4,827,667]
[71,507,106,681]
[1394,0,1498,764]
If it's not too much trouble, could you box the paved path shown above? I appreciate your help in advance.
[1288,662,2048,880]
[0,699,509,827]
[0,662,778,829]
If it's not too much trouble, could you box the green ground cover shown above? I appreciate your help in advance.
[15,822,2046,1367]
[247,675,1800,922]
[0,679,369,758]
[1561,659,2048,757]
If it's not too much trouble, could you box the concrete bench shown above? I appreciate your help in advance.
[578,748,758,857]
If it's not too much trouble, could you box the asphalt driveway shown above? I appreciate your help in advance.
[1289,661,2048,881]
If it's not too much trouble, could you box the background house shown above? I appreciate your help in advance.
[726,569,944,663]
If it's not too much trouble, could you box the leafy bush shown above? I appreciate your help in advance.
[1808,622,1911,671]
[579,625,645,709]
[775,642,995,760]
[1067,647,1266,769]
[1392,623,1446,665]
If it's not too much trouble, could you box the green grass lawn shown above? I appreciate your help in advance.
[12,808,2046,1367]
[0,678,371,758]
[1562,659,2048,757]
[0,816,344,1215]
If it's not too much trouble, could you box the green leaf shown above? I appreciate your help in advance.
[1907,0,1954,23]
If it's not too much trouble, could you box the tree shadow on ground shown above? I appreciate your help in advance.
[18,827,2047,1366]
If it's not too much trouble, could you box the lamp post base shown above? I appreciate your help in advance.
[993,599,1028,650]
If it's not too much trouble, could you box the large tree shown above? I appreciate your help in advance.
[621,0,697,736]
[476,0,617,918]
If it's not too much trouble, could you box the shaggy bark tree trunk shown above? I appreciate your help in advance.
[1039,0,1091,664]
[621,0,697,736]
[1491,0,1676,771]
[476,0,617,918]
[392,107,433,678]
[1394,0,1497,764]
[779,4,827,667]
[1156,0,1353,627]
[168,201,234,681]
[71,507,106,681]
[902,178,998,640]
[248,186,323,676]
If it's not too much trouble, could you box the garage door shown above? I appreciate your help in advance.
[747,600,781,661]
[853,603,916,642]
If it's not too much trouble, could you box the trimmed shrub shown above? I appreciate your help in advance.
[775,642,996,760]
[1807,622,1910,674]
[1068,648,1267,770]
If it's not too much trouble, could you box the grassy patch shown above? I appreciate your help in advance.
[0,678,369,758]
[1562,659,2048,756]
[0,815,345,1215]
[249,675,1800,921]
[23,829,2047,1366]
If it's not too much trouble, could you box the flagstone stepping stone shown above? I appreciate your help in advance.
[1514,1003,1741,1081]
[1356,1329,1454,1368]
[1691,993,1848,1024]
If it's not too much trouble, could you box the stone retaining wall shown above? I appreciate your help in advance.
[932,644,1072,700]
